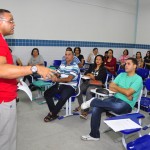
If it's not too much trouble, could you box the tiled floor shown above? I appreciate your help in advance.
[16,90,150,150]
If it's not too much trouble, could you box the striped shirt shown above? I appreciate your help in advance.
[57,60,80,89]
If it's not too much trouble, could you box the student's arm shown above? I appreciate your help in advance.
[109,82,135,97]
[56,75,74,83]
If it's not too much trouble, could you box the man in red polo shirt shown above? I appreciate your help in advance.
[0,9,56,150]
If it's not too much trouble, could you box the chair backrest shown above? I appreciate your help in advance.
[53,60,61,69]
[143,78,150,97]
[117,69,125,75]
[44,61,47,67]
[136,68,149,80]
[132,90,143,113]
[145,78,150,91]
[116,63,120,72]
[105,73,111,89]
[72,73,81,98]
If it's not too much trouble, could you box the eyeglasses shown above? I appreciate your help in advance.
[0,18,15,24]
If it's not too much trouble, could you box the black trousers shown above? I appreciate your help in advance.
[44,83,75,116]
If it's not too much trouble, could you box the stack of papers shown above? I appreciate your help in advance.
[104,118,142,132]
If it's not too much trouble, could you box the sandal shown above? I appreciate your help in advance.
[73,106,81,112]
[44,113,52,122]
[80,111,88,120]
[44,113,59,122]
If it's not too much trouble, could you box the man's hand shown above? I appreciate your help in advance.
[36,65,57,79]
[109,82,118,92]
[127,95,133,100]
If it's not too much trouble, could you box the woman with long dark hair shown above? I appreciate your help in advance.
[136,51,144,68]
[144,51,150,69]
[74,55,107,119]
[104,49,117,75]
[74,47,85,67]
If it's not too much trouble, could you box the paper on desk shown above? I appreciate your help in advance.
[17,81,32,101]
[104,118,142,132]
[81,75,90,80]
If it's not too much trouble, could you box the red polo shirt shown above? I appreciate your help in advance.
[0,34,17,103]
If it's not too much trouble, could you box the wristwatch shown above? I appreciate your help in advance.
[31,66,38,74]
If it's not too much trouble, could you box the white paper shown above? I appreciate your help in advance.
[104,118,142,132]
[17,81,32,101]
[81,75,90,80]
[60,74,69,78]
[37,77,51,82]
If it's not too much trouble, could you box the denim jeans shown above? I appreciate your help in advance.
[89,96,132,138]
[44,83,75,116]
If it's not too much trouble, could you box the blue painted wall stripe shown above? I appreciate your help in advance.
[6,39,150,49]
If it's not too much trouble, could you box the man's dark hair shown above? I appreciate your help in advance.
[127,57,138,66]
[93,48,98,51]
[0,9,10,16]
[66,47,73,54]
[105,51,108,54]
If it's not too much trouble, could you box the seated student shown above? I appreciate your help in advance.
[104,49,117,75]
[75,55,107,119]
[80,58,142,141]
[61,47,82,68]
[103,51,108,60]
[87,48,99,63]
[144,50,150,69]
[44,47,79,122]
[23,48,44,87]
[74,47,85,67]
[136,51,144,68]
[118,49,129,69]
[9,48,23,66]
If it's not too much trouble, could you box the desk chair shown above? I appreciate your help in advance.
[32,80,54,104]
[127,123,150,150]
[127,134,150,150]
[136,68,149,81]
[105,113,145,149]
[140,78,150,112]
[55,73,81,119]
[52,60,61,69]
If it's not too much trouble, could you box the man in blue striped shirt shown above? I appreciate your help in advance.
[44,47,80,122]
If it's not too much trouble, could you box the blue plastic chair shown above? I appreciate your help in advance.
[53,60,61,69]
[116,69,125,75]
[136,68,149,81]
[106,113,145,149]
[54,73,81,119]
[127,134,150,150]
[44,61,47,67]
[140,78,150,112]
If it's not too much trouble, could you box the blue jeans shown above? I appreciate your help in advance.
[89,96,132,138]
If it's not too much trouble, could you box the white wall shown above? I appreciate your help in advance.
[136,0,150,44]
[2,0,137,42]
[1,0,137,65]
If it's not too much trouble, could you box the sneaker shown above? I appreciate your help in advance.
[81,135,100,141]
[81,97,95,110]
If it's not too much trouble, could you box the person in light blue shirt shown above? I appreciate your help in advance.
[44,47,80,122]
[81,57,143,141]
[61,47,83,68]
